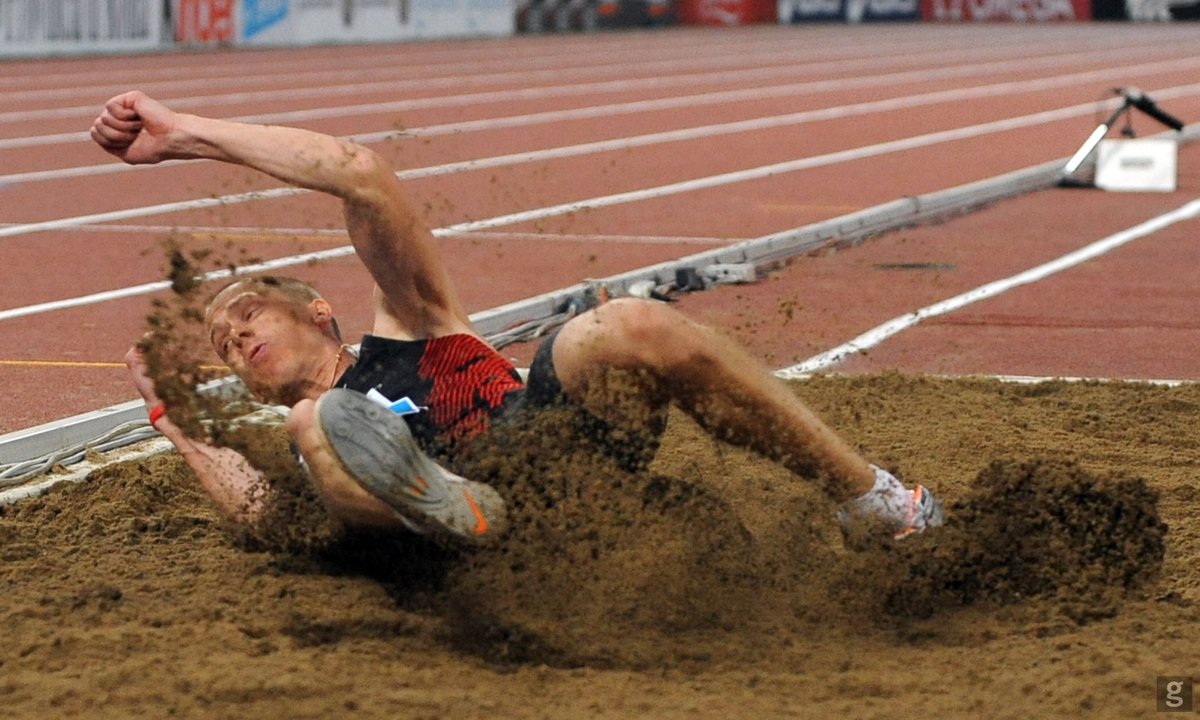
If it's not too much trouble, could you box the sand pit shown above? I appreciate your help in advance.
[2,375,1198,718]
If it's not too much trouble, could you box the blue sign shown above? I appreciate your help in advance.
[244,0,290,38]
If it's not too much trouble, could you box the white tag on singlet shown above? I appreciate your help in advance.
[365,388,423,416]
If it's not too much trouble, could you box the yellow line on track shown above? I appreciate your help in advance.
[0,360,125,368]
[0,360,229,371]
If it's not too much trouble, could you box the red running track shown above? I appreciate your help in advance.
[2,24,1199,434]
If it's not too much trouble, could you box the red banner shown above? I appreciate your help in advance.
[921,0,1091,20]
[176,0,236,43]
[677,0,776,24]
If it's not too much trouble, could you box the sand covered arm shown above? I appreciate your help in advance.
[124,345,268,523]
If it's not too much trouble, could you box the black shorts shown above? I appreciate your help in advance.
[495,328,667,473]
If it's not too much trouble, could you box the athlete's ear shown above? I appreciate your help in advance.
[309,298,334,324]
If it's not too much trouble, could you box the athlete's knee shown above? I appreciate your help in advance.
[590,298,692,357]
[286,398,317,444]
[284,397,389,523]
[605,298,712,370]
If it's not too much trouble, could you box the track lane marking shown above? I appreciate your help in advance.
[0,38,1014,127]
[6,60,1200,191]
[38,224,734,245]
[2,41,1188,145]
[7,27,1005,97]
[4,27,1139,106]
[3,91,1199,321]
[779,198,1200,377]
[7,51,1200,199]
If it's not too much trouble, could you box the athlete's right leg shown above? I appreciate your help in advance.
[287,398,406,528]
[288,392,508,543]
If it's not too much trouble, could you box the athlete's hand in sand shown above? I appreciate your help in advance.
[124,339,162,407]
[90,91,180,165]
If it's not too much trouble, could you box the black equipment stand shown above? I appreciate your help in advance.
[1060,88,1186,187]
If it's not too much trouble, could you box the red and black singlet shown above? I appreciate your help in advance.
[334,333,524,449]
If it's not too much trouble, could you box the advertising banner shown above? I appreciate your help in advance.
[778,0,918,22]
[678,0,775,24]
[920,0,1091,20]
[0,0,163,56]
[243,0,287,37]
[238,0,513,45]
[175,0,236,43]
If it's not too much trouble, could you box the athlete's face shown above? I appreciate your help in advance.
[206,289,331,404]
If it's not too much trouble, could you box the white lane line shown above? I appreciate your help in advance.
[0,33,754,93]
[0,29,1093,102]
[0,93,1089,242]
[10,57,1200,191]
[777,197,1200,378]
[7,38,1190,150]
[9,22,1195,97]
[0,186,308,239]
[2,91,1195,320]
[3,28,943,100]
[0,217,731,322]
[57,224,350,237]
[0,39,1118,147]
[437,100,1193,233]
[368,77,1200,183]
[780,371,1194,385]
[2,82,1195,243]
[52,224,733,245]
[1,34,784,103]
[0,246,357,322]
[437,231,732,245]
[0,39,962,127]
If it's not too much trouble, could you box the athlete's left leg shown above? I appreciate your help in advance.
[548,298,942,537]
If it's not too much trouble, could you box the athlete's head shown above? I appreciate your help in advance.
[205,276,342,404]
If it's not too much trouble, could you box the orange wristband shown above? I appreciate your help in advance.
[148,403,167,428]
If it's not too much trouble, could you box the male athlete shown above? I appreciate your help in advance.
[94,91,943,545]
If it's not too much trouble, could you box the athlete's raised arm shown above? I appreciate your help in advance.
[92,90,471,340]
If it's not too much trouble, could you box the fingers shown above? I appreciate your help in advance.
[91,91,150,152]
[125,335,168,406]
[125,332,160,369]
[91,107,142,152]
[107,91,144,121]
[124,343,147,369]
[98,112,142,134]
[90,117,139,147]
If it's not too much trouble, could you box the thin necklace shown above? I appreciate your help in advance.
[330,343,356,389]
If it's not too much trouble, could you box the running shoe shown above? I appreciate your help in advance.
[838,482,945,543]
[314,388,507,544]
[894,485,945,539]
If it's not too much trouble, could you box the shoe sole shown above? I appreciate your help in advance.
[314,388,507,544]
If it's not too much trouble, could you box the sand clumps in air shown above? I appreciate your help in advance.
[883,458,1167,623]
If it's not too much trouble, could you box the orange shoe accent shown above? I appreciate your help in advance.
[893,487,922,539]
[407,476,429,498]
[461,488,489,536]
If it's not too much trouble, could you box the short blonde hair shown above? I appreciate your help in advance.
[206,276,341,341]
